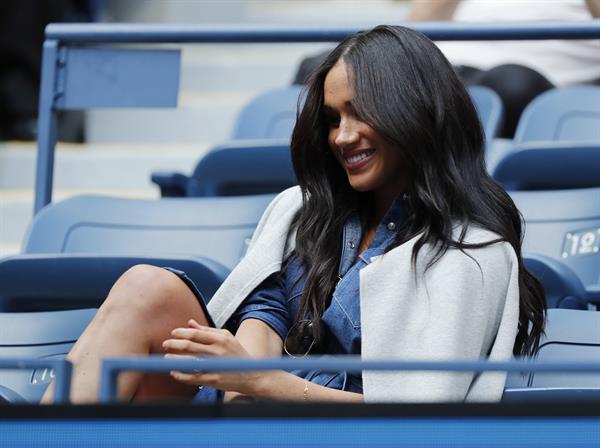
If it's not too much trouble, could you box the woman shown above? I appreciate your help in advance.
[44,25,545,404]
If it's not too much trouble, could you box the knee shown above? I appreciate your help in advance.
[101,265,184,318]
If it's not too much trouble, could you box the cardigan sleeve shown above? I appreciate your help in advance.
[360,238,520,403]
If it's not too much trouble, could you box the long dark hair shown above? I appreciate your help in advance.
[290,25,545,357]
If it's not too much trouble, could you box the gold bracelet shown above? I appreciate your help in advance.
[303,380,309,402]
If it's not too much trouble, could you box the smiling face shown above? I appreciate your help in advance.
[323,60,408,205]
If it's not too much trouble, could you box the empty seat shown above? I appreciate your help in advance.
[503,309,600,401]
[152,140,294,197]
[23,194,274,271]
[491,86,600,185]
[493,142,600,191]
[152,85,304,197]
[0,193,274,311]
[523,254,587,309]
[468,85,504,144]
[232,85,304,140]
[513,86,600,144]
[0,309,96,403]
[511,187,600,304]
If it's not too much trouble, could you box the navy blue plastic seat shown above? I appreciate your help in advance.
[152,140,294,197]
[503,255,592,400]
[232,85,304,140]
[468,85,504,144]
[495,84,600,188]
[510,187,600,305]
[23,194,274,271]
[0,309,96,403]
[1,194,274,311]
[523,254,588,310]
[513,86,600,143]
[492,86,600,190]
[493,142,600,191]
[503,309,600,401]
[152,85,304,197]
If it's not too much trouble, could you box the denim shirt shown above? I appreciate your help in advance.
[228,193,410,394]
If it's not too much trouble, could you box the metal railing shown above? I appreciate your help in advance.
[0,358,72,403]
[98,355,600,403]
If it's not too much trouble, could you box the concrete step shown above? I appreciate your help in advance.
[0,141,209,190]
[84,91,254,144]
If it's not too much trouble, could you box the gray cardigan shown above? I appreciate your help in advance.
[207,187,520,403]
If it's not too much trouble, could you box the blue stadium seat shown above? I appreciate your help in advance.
[23,194,274,271]
[490,85,600,181]
[0,309,96,403]
[523,254,588,309]
[493,142,600,191]
[152,85,304,197]
[468,85,504,144]
[503,309,600,401]
[0,254,228,312]
[510,187,600,305]
[513,86,600,143]
[152,140,294,197]
[0,193,274,311]
[232,85,304,140]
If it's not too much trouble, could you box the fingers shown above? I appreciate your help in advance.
[188,319,202,329]
[169,371,219,386]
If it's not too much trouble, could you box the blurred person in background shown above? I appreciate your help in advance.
[294,0,600,138]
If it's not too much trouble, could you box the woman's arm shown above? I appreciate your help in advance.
[163,320,363,402]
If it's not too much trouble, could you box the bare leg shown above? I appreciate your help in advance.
[41,265,211,404]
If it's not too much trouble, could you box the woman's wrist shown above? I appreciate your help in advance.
[245,370,279,398]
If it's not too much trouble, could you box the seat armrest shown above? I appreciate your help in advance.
[0,254,229,312]
[150,171,189,197]
[586,285,600,305]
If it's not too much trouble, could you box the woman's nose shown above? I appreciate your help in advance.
[335,118,360,148]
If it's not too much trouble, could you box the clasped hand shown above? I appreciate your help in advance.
[162,319,261,395]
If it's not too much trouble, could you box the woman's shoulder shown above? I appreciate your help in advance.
[442,224,518,281]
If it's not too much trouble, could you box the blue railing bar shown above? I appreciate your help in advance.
[45,21,600,43]
[99,356,600,402]
[0,358,72,403]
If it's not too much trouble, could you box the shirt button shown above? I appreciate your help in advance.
[387,222,396,231]
[348,241,355,249]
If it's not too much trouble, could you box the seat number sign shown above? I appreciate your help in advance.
[562,228,600,258]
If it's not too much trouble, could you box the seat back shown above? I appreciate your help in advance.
[523,254,587,309]
[23,194,276,271]
[493,142,600,191]
[0,309,96,403]
[503,309,600,401]
[511,187,600,292]
[187,140,295,197]
[514,86,600,143]
[468,86,504,143]
[531,309,600,389]
[232,86,304,140]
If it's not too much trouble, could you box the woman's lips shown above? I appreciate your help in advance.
[343,148,376,170]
